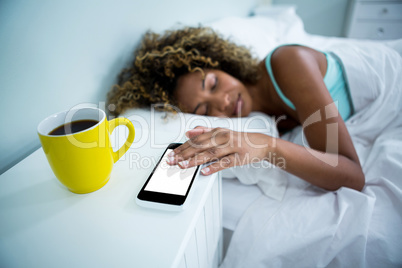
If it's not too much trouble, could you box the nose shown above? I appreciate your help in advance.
[210,92,230,114]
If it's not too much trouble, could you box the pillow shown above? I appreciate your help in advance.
[206,6,307,60]
[121,108,288,201]
[122,108,277,145]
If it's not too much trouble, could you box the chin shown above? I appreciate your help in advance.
[231,111,250,118]
[240,107,251,117]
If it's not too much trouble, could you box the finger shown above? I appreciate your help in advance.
[166,132,214,165]
[172,127,225,157]
[177,145,234,169]
[173,128,231,164]
[200,154,238,175]
[185,127,213,138]
[174,129,217,156]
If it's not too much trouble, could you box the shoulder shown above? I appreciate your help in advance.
[270,45,320,75]
[269,45,325,92]
[267,45,331,114]
[271,45,306,59]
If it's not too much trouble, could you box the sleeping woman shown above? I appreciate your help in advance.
[107,27,365,192]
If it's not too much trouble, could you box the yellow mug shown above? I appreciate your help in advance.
[37,107,135,194]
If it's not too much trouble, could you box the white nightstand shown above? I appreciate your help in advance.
[345,0,402,39]
[0,139,222,267]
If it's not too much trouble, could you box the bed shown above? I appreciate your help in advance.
[122,6,402,268]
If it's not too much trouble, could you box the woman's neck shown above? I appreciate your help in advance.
[248,60,284,115]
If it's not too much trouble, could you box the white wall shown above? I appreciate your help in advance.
[0,0,257,174]
[273,0,350,37]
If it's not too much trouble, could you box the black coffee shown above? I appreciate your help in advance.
[48,120,99,136]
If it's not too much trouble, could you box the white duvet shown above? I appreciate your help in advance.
[220,42,402,268]
[209,8,402,268]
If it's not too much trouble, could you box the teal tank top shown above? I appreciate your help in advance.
[265,46,354,121]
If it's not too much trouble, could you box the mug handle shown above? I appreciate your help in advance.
[108,117,135,163]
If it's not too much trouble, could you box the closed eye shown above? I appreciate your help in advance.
[196,73,217,116]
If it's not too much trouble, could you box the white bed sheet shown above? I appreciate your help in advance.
[221,33,402,233]
[211,8,402,268]
[221,124,402,267]
[222,178,262,231]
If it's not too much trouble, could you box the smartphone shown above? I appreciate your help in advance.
[136,143,201,211]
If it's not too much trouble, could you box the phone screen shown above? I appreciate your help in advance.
[144,149,198,196]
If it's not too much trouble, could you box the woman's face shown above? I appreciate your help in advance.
[174,70,253,117]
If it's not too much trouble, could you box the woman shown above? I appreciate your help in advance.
[107,27,365,191]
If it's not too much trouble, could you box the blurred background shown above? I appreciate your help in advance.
[0,0,358,174]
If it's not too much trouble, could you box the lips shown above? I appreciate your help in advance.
[232,94,243,116]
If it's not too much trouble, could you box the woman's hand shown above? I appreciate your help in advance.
[166,126,274,175]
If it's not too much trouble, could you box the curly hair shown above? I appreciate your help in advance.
[107,26,261,115]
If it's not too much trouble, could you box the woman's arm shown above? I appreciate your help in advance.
[268,45,364,191]
[171,127,364,191]
[270,136,364,191]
